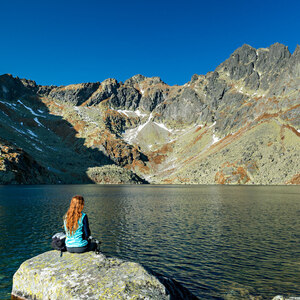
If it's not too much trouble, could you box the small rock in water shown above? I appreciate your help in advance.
[222,282,262,299]
[272,296,300,300]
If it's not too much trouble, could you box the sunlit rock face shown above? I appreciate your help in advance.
[11,251,197,300]
[0,43,299,184]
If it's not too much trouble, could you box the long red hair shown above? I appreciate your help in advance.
[64,195,85,235]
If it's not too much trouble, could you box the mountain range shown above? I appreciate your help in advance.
[0,43,299,184]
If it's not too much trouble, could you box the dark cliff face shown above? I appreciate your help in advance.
[48,82,101,106]
[0,138,58,184]
[0,74,34,100]
[0,42,299,184]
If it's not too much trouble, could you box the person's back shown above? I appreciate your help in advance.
[63,195,96,253]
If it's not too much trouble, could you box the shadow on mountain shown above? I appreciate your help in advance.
[0,74,118,184]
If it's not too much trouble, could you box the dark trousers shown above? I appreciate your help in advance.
[66,241,97,253]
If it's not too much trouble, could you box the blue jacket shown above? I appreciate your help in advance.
[64,212,91,248]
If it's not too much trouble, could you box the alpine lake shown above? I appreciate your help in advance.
[0,185,299,299]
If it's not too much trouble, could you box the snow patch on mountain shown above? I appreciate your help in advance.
[116,109,147,119]
[11,126,26,135]
[0,100,17,109]
[32,143,43,152]
[27,129,38,138]
[17,100,45,117]
[123,113,153,144]
[34,117,45,127]
[212,134,220,144]
[136,110,147,117]
[153,122,173,132]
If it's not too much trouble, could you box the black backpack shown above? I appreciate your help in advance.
[51,232,66,256]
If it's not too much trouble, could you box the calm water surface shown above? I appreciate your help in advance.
[0,185,299,299]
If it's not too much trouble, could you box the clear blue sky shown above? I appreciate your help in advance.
[0,0,299,86]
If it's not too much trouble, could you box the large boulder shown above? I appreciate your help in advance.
[12,251,197,300]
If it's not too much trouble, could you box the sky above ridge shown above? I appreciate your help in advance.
[0,0,299,87]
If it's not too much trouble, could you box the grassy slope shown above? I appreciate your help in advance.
[152,120,300,184]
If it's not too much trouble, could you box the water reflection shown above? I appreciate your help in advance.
[0,185,299,299]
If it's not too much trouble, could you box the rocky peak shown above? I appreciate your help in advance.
[101,78,119,88]
[231,44,257,64]
[20,78,38,89]
[108,85,141,110]
[85,78,120,106]
[0,74,33,100]
[48,82,100,106]
[213,43,296,92]
[190,74,200,83]
[125,74,164,87]
[37,85,56,96]
[124,74,146,86]
[268,43,291,63]
[254,43,291,74]
[288,45,300,77]
[292,44,300,57]
[217,45,256,81]
[147,76,165,85]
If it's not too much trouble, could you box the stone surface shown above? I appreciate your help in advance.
[86,165,148,184]
[108,85,141,110]
[48,82,100,106]
[12,251,197,300]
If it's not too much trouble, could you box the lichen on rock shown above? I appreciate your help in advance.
[12,251,196,299]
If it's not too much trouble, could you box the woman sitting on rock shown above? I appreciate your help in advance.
[64,195,97,253]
